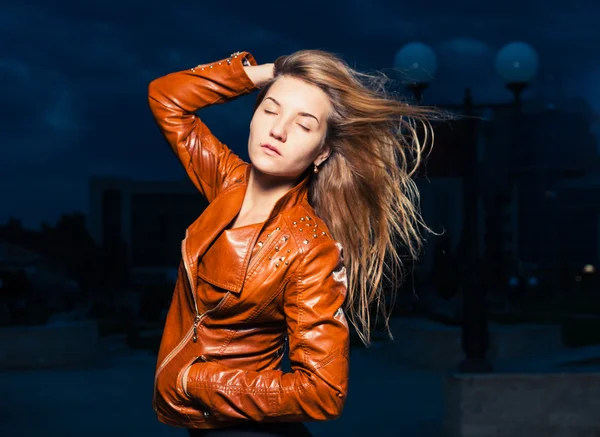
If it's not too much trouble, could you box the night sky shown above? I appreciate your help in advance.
[2,0,599,229]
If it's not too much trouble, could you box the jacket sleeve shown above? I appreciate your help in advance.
[147,51,258,202]
[186,240,350,422]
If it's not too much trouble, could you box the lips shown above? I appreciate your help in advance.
[261,144,281,156]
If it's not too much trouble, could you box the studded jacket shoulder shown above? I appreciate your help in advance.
[148,51,350,430]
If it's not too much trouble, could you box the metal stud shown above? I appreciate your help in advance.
[257,242,263,247]
[280,257,284,261]
[267,233,271,237]
[303,240,309,244]
[313,234,318,238]
[275,246,279,251]
[287,250,291,253]
[307,216,311,220]
[276,227,280,230]
[283,236,289,242]
[299,228,303,232]
[293,222,297,225]
[300,217,305,221]
[285,261,289,265]
[268,256,272,260]
[275,263,280,267]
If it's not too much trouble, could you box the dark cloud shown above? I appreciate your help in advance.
[1,0,598,228]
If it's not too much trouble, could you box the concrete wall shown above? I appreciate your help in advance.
[445,373,600,437]
[386,317,563,371]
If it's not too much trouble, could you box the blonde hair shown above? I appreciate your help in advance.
[254,50,446,345]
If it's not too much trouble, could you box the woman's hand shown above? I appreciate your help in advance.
[243,63,275,88]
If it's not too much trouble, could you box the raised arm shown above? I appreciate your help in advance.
[184,240,350,422]
[148,51,272,202]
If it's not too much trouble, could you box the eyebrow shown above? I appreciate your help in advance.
[264,97,320,126]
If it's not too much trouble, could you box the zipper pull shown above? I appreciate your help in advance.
[192,315,200,343]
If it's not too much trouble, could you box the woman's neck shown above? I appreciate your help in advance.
[245,167,297,213]
[228,168,304,229]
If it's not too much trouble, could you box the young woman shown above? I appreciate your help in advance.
[148,49,435,436]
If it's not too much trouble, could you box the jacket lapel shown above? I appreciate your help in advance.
[181,165,311,294]
[182,183,250,293]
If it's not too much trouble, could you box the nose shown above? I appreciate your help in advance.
[269,119,287,143]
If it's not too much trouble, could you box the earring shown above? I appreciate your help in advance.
[313,164,319,174]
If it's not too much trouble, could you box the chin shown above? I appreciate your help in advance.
[251,160,285,177]
[250,157,302,181]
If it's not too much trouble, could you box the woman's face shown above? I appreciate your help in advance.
[248,75,332,180]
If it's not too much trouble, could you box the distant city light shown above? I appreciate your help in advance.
[527,277,538,287]
[508,276,519,288]
[583,264,595,274]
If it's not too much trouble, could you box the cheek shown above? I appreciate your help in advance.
[249,115,265,139]
[304,133,327,158]
[249,116,256,134]
[290,139,324,165]
[248,119,258,144]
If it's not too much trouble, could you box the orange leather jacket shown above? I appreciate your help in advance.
[147,51,350,430]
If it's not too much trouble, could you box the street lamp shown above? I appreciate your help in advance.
[394,42,438,104]
[495,42,539,264]
[459,43,537,372]
[393,40,539,373]
[495,42,539,109]
[458,83,493,373]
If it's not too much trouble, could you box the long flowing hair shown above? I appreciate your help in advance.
[254,50,447,345]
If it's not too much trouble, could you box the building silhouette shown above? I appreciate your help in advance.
[88,177,208,285]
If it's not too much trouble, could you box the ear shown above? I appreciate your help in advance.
[314,145,331,167]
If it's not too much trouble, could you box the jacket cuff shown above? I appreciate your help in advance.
[189,50,259,94]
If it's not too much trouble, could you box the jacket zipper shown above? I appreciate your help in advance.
[153,225,284,412]
[181,230,203,342]
[182,229,199,318]
[154,225,280,397]
[153,291,231,383]
[154,230,231,382]
[154,324,195,383]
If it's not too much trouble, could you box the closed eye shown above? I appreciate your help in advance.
[264,110,276,115]
[298,124,310,132]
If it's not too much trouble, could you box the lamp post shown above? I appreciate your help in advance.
[458,83,494,372]
[458,42,537,372]
[494,42,539,265]
[394,42,438,105]
[393,40,538,373]
[494,42,539,168]
[495,42,539,111]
